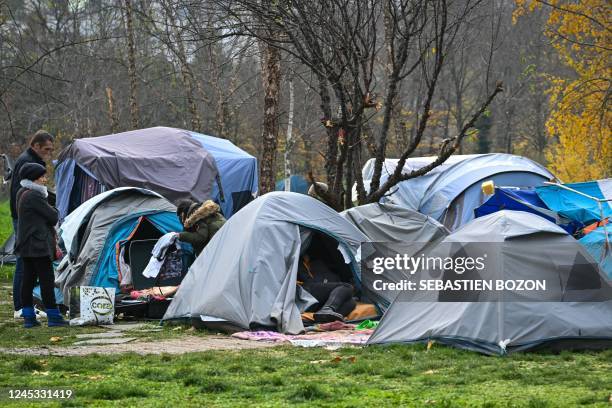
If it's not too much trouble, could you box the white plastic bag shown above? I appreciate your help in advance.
[69,286,115,326]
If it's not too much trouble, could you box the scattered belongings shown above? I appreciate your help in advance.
[69,286,115,326]
[367,210,612,355]
[232,323,374,348]
[54,126,258,220]
[357,153,556,230]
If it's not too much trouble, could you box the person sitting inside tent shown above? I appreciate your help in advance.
[176,199,226,255]
[298,253,357,323]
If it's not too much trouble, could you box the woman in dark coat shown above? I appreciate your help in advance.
[176,199,226,255]
[15,163,67,328]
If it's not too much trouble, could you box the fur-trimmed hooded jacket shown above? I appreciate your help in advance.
[178,200,226,255]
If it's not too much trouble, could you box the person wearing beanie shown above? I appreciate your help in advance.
[8,130,54,318]
[14,163,67,328]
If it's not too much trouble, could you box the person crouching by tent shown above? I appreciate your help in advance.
[298,254,356,323]
[15,163,67,328]
[176,199,226,256]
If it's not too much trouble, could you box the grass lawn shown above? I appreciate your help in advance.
[0,277,610,407]
[0,337,610,407]
[0,200,610,407]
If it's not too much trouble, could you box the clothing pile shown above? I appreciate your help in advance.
[143,232,183,281]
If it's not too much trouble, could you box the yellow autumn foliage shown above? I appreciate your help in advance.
[514,0,611,182]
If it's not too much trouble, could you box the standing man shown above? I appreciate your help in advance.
[9,130,54,318]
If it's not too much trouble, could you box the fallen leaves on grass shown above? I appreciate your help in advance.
[88,375,105,380]
[32,370,49,376]
[49,336,62,343]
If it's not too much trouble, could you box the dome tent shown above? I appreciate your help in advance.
[367,210,612,355]
[55,187,184,302]
[163,192,369,334]
[55,126,257,220]
[357,153,556,230]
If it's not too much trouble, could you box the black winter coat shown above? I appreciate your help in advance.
[9,148,46,219]
[15,186,59,258]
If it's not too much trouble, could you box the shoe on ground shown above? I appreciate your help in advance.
[14,308,46,320]
[46,308,69,327]
[22,307,41,328]
[313,307,344,323]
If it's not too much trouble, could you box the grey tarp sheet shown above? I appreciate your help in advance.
[341,203,449,243]
[368,210,612,354]
[341,203,449,307]
[163,192,369,334]
[58,127,219,203]
[55,188,175,302]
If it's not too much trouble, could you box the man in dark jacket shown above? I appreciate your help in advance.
[9,130,54,317]
[15,163,67,327]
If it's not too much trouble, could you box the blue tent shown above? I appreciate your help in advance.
[55,127,258,220]
[276,175,309,194]
[475,187,581,234]
[536,179,612,225]
[359,153,556,230]
[188,132,258,218]
[579,226,612,279]
[56,188,188,299]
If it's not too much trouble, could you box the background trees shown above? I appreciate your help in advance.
[0,1,608,203]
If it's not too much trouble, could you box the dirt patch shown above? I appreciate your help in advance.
[0,335,277,356]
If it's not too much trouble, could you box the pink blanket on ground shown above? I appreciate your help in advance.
[231,328,374,347]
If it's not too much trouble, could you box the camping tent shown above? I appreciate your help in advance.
[276,175,309,194]
[357,153,556,230]
[341,203,449,308]
[55,127,257,220]
[367,210,612,355]
[163,192,369,334]
[55,187,183,302]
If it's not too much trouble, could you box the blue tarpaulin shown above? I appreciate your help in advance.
[536,180,612,225]
[579,226,612,279]
[276,175,309,194]
[475,187,581,234]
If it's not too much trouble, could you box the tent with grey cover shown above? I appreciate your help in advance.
[341,203,449,308]
[55,187,182,303]
[163,192,370,334]
[367,210,612,355]
[357,153,556,231]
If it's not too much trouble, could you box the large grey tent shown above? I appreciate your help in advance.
[163,192,369,334]
[55,188,181,302]
[341,203,449,307]
[357,153,556,230]
[367,210,612,355]
[55,127,259,220]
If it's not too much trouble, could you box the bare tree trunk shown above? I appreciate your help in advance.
[284,78,294,192]
[168,10,202,132]
[105,86,120,133]
[123,0,140,129]
[259,41,281,194]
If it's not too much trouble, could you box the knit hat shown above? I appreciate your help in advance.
[19,163,46,181]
